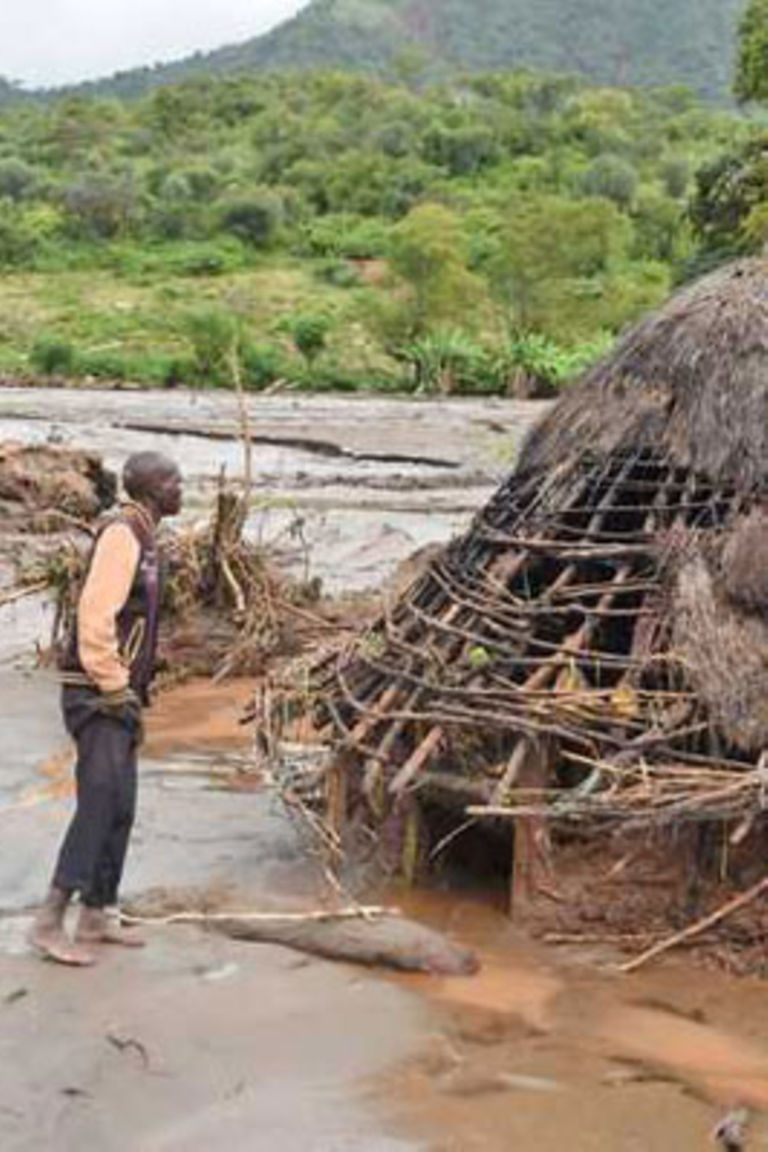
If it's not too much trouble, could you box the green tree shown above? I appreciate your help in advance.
[184,308,238,385]
[736,0,768,103]
[631,190,689,263]
[579,155,638,210]
[0,158,36,202]
[659,155,689,199]
[688,136,768,255]
[280,314,331,369]
[484,195,630,336]
[388,203,482,339]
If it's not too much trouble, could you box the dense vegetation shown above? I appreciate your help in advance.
[0,68,752,393]
[17,0,746,105]
[686,0,768,266]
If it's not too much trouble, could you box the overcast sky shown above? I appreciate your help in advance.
[0,0,309,88]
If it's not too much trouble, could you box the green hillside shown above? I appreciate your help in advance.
[0,63,749,393]
[58,0,746,103]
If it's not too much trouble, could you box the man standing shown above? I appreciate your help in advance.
[30,451,182,966]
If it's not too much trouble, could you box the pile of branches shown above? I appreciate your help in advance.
[17,480,329,682]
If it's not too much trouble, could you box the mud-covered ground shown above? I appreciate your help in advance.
[5,674,768,1152]
[2,386,768,1151]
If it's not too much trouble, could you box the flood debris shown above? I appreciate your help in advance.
[270,259,768,971]
[713,1108,749,1152]
[0,441,115,530]
[16,472,350,683]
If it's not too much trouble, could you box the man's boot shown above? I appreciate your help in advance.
[76,905,145,948]
[28,887,95,966]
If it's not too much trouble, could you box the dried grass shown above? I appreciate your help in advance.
[520,259,768,489]
[673,547,768,753]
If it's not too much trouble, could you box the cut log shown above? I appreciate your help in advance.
[215,912,480,975]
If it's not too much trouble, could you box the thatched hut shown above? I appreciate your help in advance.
[306,260,768,916]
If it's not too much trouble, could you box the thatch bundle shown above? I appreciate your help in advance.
[720,504,768,613]
[673,549,768,753]
[296,259,768,905]
[520,259,768,489]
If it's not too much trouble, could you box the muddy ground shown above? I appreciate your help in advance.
[2,386,768,1151]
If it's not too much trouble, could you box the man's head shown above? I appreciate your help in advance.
[122,452,182,520]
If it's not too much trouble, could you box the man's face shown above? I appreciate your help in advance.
[154,465,183,518]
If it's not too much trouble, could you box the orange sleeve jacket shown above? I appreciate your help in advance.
[77,522,141,694]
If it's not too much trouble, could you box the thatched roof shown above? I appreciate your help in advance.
[520,259,768,490]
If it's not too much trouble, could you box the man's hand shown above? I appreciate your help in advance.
[98,687,144,743]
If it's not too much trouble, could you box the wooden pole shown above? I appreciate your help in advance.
[326,751,350,841]
[510,738,554,918]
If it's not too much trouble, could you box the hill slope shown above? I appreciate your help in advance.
[63,0,746,103]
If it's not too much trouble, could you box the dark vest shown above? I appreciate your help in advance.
[60,504,162,702]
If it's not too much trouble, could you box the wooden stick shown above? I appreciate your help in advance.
[617,876,768,974]
[122,904,396,927]
[228,343,253,510]
[0,580,48,608]
[390,725,445,794]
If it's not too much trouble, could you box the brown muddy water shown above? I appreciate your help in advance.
[382,889,768,1151]
[2,388,768,1150]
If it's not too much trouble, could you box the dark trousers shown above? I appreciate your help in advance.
[53,687,139,909]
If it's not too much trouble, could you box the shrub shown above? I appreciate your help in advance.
[173,243,243,277]
[402,328,485,393]
[299,214,391,259]
[314,259,362,288]
[0,201,39,266]
[279,314,331,368]
[489,333,612,395]
[162,355,196,388]
[75,349,129,380]
[219,188,283,247]
[295,360,367,393]
[108,240,245,279]
[241,342,286,390]
[183,307,238,385]
[29,335,75,376]
[0,158,37,202]
[579,155,638,210]
[62,176,140,239]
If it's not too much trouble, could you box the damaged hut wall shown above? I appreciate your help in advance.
[305,257,768,912]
